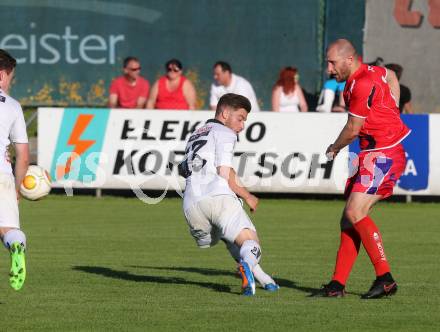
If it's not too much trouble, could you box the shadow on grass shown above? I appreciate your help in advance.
[129,265,236,277]
[276,278,323,296]
[73,266,233,294]
[276,278,362,297]
[129,265,333,296]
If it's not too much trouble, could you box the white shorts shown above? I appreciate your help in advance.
[183,195,256,248]
[0,173,20,228]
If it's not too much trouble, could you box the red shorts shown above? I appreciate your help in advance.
[344,144,406,199]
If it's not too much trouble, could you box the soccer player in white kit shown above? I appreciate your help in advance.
[0,49,29,291]
[179,93,278,296]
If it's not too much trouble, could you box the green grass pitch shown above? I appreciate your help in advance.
[1,195,439,331]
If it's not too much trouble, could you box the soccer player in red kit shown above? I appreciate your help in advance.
[322,39,411,299]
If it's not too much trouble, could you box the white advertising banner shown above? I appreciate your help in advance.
[38,108,437,195]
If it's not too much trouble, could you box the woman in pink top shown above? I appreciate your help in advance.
[147,59,197,110]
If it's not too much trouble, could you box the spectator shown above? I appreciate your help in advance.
[109,56,150,109]
[147,59,196,110]
[367,57,384,67]
[210,61,260,111]
[385,63,413,114]
[316,75,346,113]
[271,67,308,112]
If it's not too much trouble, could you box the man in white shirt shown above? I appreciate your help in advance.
[0,49,29,291]
[179,93,278,296]
[209,62,260,112]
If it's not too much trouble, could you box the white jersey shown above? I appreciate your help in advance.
[0,89,28,175]
[179,119,237,211]
[210,74,260,112]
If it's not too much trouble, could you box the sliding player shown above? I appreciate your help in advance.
[179,93,278,296]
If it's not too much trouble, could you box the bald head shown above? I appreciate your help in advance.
[327,39,357,58]
[326,39,360,82]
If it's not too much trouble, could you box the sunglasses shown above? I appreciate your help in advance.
[167,67,181,73]
[128,67,141,71]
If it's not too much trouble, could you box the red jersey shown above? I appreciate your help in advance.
[155,76,189,110]
[344,64,411,151]
[109,76,150,108]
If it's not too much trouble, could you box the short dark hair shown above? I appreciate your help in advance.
[123,56,139,68]
[0,49,17,74]
[165,58,183,71]
[385,63,403,80]
[215,93,251,115]
[214,61,232,73]
[367,57,384,67]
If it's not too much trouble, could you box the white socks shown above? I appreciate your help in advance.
[225,240,275,286]
[239,240,261,269]
[2,229,26,249]
[252,264,276,287]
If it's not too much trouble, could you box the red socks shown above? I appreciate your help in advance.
[332,228,361,285]
[354,216,391,276]
[332,216,391,285]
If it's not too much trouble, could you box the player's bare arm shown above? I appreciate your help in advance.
[326,115,364,158]
[14,143,29,199]
[385,69,400,103]
[217,165,258,212]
